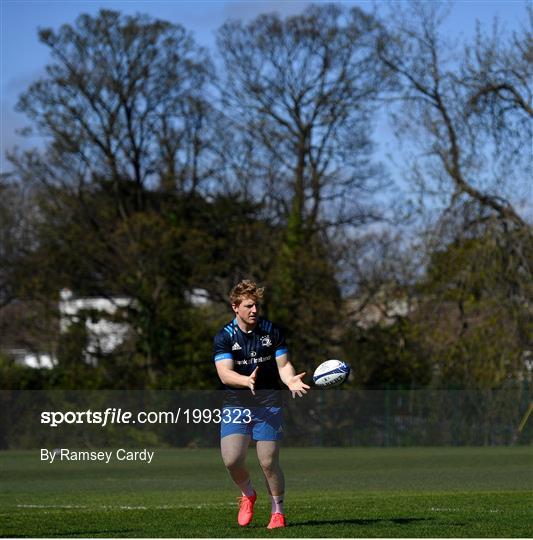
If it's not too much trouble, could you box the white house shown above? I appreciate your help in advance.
[59,288,133,363]
[6,287,210,368]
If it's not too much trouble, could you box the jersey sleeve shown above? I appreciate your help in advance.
[213,330,233,362]
[273,325,288,358]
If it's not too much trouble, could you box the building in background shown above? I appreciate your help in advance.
[0,288,210,368]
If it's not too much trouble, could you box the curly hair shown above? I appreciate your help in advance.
[229,279,265,306]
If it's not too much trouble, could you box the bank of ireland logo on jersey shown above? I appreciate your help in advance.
[261,335,272,347]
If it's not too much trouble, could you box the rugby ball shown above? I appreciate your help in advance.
[313,359,350,387]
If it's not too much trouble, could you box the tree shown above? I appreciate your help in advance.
[0,176,24,308]
[465,8,532,154]
[13,9,215,200]
[216,4,390,369]
[371,2,532,385]
[217,3,388,230]
[376,1,530,230]
[4,11,229,387]
[415,230,532,386]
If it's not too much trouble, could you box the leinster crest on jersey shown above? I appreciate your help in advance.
[261,335,272,347]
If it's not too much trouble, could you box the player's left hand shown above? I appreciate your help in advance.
[287,372,310,398]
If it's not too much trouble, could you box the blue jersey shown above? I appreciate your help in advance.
[213,317,288,406]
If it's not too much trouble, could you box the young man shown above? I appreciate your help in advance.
[213,279,309,529]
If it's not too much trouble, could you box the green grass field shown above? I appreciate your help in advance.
[1,447,531,537]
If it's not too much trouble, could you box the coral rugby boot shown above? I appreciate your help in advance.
[237,490,257,526]
[267,512,286,529]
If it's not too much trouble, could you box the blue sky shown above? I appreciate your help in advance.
[0,0,530,174]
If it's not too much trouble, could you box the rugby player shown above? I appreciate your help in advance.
[213,279,309,529]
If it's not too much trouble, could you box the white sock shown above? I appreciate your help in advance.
[271,494,284,514]
[237,477,255,497]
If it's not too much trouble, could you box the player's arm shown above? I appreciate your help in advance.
[276,353,310,398]
[215,358,259,395]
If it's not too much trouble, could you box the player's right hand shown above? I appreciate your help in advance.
[247,367,259,395]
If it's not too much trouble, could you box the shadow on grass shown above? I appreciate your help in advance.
[290,517,434,527]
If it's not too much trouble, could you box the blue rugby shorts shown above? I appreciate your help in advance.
[220,406,283,441]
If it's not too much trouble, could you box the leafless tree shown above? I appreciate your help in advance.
[13,10,215,204]
[376,1,530,231]
[373,2,532,385]
[217,3,388,233]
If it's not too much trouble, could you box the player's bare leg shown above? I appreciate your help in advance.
[221,434,257,526]
[256,440,284,494]
[256,440,286,528]
[221,433,251,484]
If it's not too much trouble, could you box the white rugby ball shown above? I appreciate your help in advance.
[313,359,350,387]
